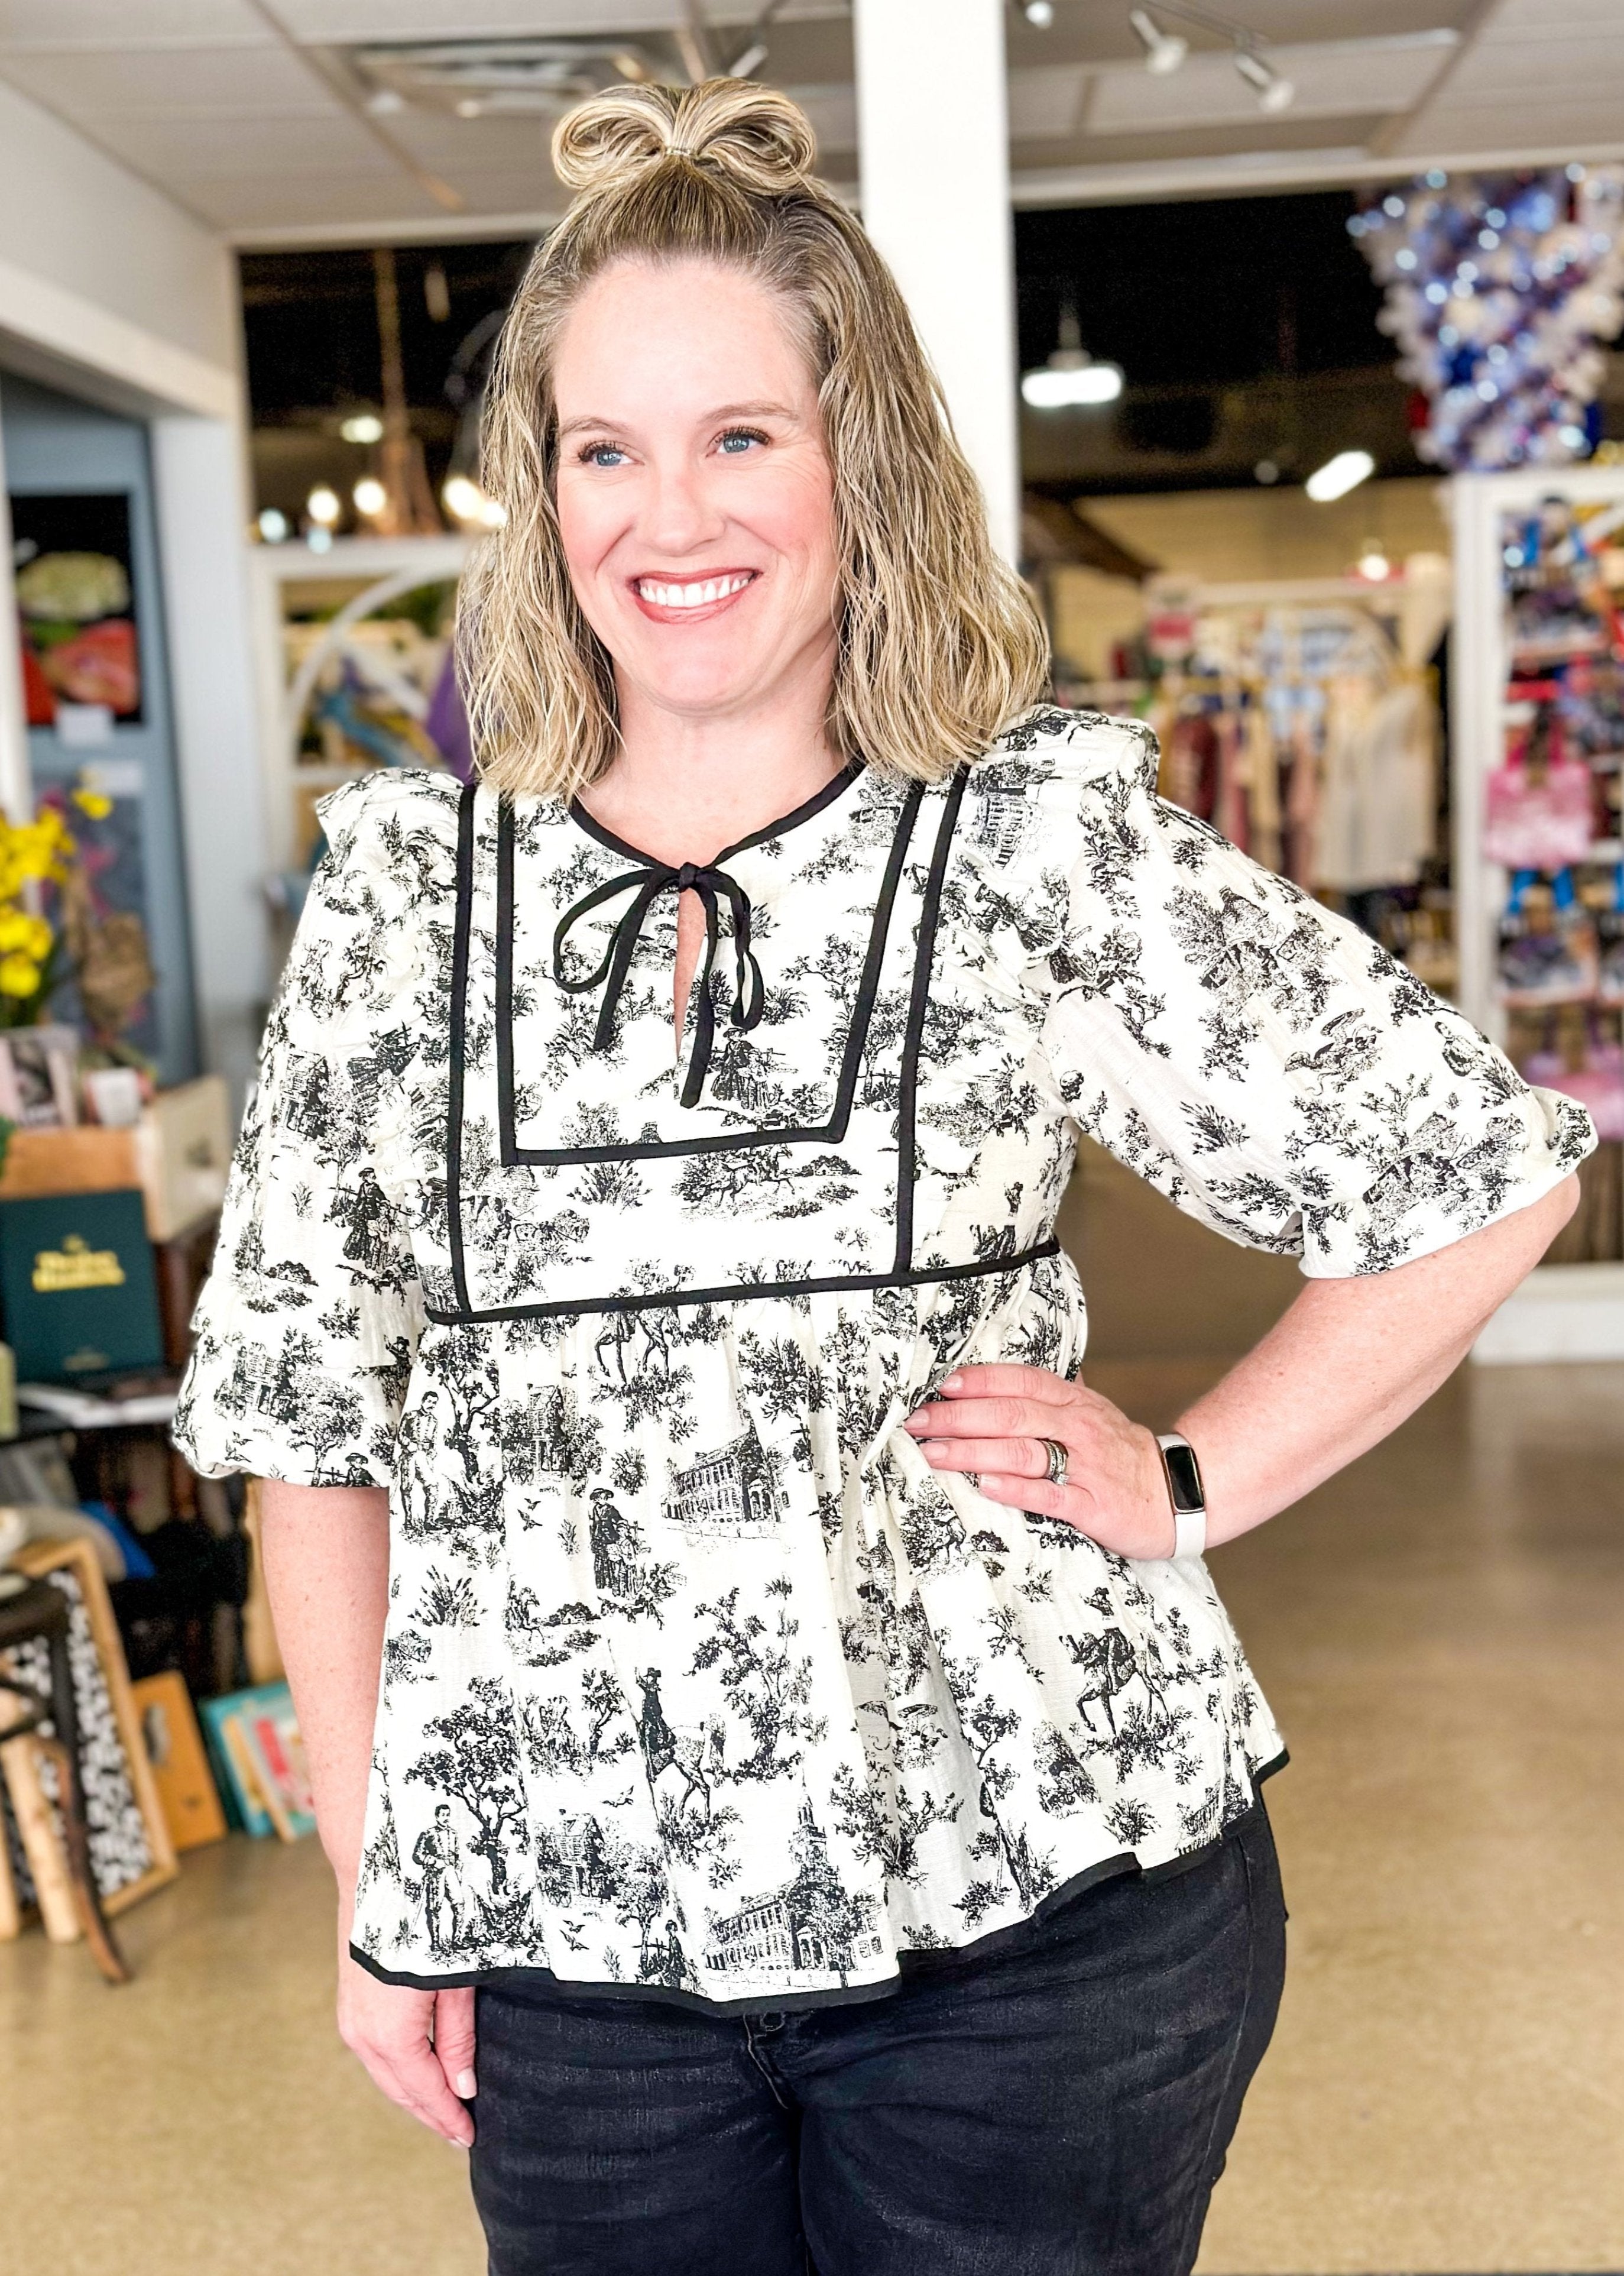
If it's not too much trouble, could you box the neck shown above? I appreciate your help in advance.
[581,659,843,866]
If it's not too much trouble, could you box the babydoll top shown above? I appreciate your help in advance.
[172,708,1591,2012]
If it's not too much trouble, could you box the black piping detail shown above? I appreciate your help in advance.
[494,779,925,1165]
[893,766,968,1275]
[424,1235,1061,1326]
[445,779,477,1318]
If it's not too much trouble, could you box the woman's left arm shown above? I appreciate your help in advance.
[906,1173,1578,1558]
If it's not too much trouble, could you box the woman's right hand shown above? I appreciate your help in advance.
[336,1937,477,2147]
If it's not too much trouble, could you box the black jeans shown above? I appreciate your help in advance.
[468,1803,1286,2276]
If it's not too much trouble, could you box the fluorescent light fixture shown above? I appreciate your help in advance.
[306,484,342,526]
[340,412,385,444]
[1233,46,1293,111]
[353,477,388,517]
[1129,7,1188,73]
[1305,449,1375,503]
[1022,361,1124,408]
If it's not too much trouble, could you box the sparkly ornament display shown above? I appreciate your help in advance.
[1350,166,1624,471]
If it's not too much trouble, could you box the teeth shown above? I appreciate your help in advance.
[637,573,753,609]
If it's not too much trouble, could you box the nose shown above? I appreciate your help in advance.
[639,450,727,559]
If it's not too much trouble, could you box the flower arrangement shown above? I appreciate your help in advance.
[0,784,114,1028]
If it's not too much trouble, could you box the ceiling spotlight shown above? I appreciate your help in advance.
[1355,542,1391,582]
[1023,0,1056,22]
[340,411,385,445]
[353,477,389,517]
[257,508,289,543]
[1305,449,1375,503]
[1021,307,1124,408]
[1233,46,1294,111]
[306,484,342,527]
[1129,7,1188,73]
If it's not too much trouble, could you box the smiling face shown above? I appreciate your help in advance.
[551,256,841,737]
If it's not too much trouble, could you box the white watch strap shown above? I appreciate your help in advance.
[1172,1504,1207,1559]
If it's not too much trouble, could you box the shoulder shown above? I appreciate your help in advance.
[955,705,1164,902]
[973,704,1159,801]
[312,767,466,905]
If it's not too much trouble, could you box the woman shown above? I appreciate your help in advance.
[174,80,1590,2276]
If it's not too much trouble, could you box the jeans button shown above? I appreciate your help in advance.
[756,2012,785,2034]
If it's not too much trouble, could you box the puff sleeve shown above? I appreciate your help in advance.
[999,713,1596,1277]
[171,775,441,1483]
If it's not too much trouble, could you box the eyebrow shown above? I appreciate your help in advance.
[555,399,800,439]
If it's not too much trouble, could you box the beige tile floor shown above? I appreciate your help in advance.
[4,1160,1622,2274]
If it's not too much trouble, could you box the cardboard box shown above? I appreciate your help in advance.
[0,1076,231,1241]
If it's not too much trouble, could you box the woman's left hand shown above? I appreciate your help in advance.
[903,1364,1176,1560]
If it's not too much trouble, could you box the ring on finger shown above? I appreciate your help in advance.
[1039,1437,1069,1488]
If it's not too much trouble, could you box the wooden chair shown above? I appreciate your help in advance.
[0,1576,130,1983]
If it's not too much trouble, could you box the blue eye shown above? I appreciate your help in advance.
[581,443,627,468]
[718,428,767,455]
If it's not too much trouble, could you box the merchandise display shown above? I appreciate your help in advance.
[1481,487,1624,1259]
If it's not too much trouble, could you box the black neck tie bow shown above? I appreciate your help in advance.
[552,858,766,1108]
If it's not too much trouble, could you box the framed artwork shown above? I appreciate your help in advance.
[9,493,142,728]
[131,1669,228,1853]
[0,1024,80,1128]
[0,1536,179,1926]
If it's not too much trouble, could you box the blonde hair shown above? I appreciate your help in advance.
[461,77,1048,798]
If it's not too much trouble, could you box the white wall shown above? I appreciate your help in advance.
[0,77,238,387]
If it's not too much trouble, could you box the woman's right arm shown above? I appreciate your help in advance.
[260,1480,475,2148]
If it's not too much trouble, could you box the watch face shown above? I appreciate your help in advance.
[1161,1438,1204,1513]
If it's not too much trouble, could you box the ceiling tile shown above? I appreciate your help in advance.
[0,43,330,114]
[76,107,393,179]
[1008,62,1087,143]
[0,0,267,48]
[185,169,448,228]
[270,1,695,37]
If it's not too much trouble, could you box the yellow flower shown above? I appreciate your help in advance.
[72,786,114,820]
[0,953,39,998]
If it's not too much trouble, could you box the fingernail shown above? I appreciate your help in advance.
[456,2070,477,2099]
[942,1374,963,1392]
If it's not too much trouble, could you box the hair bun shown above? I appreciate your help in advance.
[552,78,818,199]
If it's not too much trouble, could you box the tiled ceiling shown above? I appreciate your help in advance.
[0,0,1620,242]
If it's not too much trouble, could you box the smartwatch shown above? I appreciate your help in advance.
[1155,1433,1207,1559]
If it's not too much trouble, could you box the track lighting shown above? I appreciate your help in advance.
[1123,2,1296,112]
[1129,8,1188,75]
[1233,46,1294,112]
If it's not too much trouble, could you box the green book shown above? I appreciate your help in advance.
[0,1189,163,1381]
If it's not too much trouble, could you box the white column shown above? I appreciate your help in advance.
[852,0,1020,563]
[150,412,270,1110]
[0,385,33,820]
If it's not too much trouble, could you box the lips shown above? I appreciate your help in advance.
[631,569,757,619]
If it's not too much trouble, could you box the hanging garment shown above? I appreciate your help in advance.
[1313,675,1437,893]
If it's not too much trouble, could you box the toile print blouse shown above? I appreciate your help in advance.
[173,708,1592,2012]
